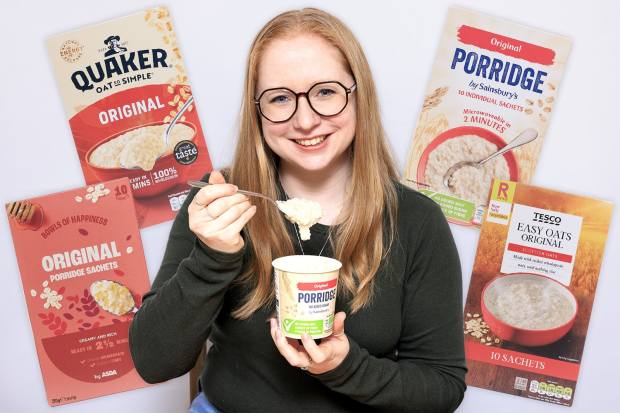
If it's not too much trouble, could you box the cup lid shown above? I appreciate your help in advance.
[272,255,342,274]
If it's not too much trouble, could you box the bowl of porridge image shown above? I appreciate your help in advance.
[417,126,519,208]
[481,273,578,347]
[86,121,197,198]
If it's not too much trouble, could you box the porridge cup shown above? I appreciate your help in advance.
[85,121,197,198]
[273,255,341,339]
[481,273,578,347]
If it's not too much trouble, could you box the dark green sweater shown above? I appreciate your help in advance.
[129,178,467,412]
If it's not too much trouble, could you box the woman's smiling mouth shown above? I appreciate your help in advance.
[294,135,328,147]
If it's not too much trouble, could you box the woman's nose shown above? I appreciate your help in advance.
[292,95,321,130]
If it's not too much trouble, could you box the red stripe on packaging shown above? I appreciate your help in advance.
[457,25,556,65]
[465,341,580,380]
[297,279,337,291]
[507,243,573,263]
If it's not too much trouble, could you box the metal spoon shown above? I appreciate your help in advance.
[188,180,324,242]
[443,128,538,188]
[163,95,194,146]
[187,180,279,207]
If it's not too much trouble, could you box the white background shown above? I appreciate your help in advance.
[1,0,618,412]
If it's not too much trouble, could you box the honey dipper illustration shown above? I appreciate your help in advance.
[6,200,43,229]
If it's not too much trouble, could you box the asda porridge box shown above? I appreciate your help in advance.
[403,7,571,226]
[6,178,151,405]
[47,6,212,228]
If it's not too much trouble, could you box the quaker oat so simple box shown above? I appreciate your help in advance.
[47,6,212,228]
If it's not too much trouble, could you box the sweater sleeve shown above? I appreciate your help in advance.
[312,202,467,412]
[128,176,246,384]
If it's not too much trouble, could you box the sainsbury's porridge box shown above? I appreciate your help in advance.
[403,7,571,226]
[6,178,150,406]
[47,6,212,228]
[464,179,612,406]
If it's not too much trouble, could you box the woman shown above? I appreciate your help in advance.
[129,8,466,412]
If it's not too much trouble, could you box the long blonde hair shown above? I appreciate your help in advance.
[229,8,399,319]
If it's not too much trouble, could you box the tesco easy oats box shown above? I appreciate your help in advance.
[403,7,571,226]
[47,6,212,228]
[464,180,613,406]
[6,178,150,406]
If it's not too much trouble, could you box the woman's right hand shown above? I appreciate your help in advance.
[188,170,257,253]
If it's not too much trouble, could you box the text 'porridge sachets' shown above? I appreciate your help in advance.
[403,7,571,226]
[47,6,213,228]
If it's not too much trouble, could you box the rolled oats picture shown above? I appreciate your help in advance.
[90,280,137,316]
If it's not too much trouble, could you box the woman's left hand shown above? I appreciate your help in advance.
[269,312,349,374]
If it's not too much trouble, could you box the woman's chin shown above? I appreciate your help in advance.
[291,161,332,173]
[284,153,343,173]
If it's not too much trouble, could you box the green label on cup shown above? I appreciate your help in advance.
[419,189,476,224]
[283,319,325,335]
[326,314,334,330]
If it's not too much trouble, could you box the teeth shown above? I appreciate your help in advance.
[295,136,326,146]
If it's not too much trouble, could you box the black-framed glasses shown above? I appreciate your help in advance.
[254,81,357,123]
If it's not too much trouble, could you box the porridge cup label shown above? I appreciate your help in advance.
[402,7,571,226]
[273,256,340,339]
[47,7,213,228]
